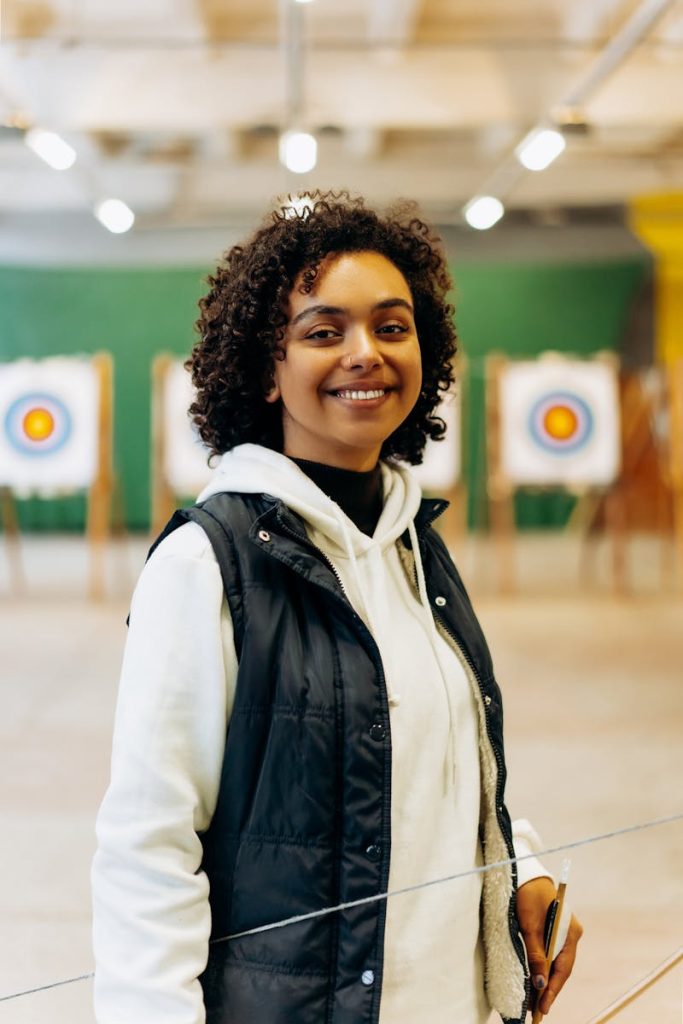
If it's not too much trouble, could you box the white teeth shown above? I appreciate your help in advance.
[335,389,387,400]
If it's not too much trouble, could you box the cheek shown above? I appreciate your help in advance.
[275,362,323,414]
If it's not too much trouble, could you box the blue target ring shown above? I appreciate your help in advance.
[527,390,594,455]
[4,391,73,457]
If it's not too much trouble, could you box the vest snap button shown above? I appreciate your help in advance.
[369,722,385,741]
[435,595,447,607]
[365,842,382,862]
[361,969,375,986]
[258,529,271,542]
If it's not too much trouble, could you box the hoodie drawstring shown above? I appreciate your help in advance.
[408,520,458,788]
[336,514,402,707]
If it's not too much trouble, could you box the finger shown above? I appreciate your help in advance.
[537,923,581,1014]
[523,937,550,995]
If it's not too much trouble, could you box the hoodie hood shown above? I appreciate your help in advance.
[198,443,459,785]
[198,443,422,557]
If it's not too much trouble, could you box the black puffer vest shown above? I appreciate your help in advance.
[150,491,528,1024]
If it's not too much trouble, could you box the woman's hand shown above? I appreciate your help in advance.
[516,876,583,1016]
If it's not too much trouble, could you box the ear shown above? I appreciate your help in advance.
[264,380,281,404]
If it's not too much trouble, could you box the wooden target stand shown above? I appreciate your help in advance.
[151,354,178,536]
[485,353,625,594]
[434,465,469,555]
[423,356,470,553]
[1,352,116,600]
[669,358,683,590]
[151,353,212,536]
[574,363,681,594]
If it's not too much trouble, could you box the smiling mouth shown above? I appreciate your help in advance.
[329,388,393,401]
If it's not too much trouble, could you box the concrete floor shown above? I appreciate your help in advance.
[1,533,682,1023]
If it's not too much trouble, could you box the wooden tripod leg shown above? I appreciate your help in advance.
[87,353,114,601]
[485,355,515,593]
[669,361,683,593]
[604,486,628,596]
[151,355,177,536]
[1,487,26,595]
[569,490,602,590]
[489,483,516,594]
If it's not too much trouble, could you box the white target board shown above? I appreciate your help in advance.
[0,357,99,494]
[411,391,461,491]
[162,361,213,495]
[499,359,620,486]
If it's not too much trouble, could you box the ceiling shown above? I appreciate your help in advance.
[1,0,682,256]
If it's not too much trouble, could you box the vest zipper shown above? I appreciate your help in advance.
[274,513,390,701]
[272,507,393,1020]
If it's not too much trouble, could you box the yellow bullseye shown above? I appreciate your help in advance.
[543,404,578,441]
[22,406,55,442]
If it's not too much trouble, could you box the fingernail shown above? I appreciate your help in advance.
[533,974,546,990]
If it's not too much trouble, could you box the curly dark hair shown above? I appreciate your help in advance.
[187,190,457,464]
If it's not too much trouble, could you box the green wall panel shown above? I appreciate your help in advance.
[452,259,648,528]
[0,256,649,532]
[0,267,207,530]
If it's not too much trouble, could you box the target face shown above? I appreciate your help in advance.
[5,392,73,456]
[528,391,593,455]
[0,358,99,493]
[161,360,213,495]
[499,359,621,486]
[411,390,461,491]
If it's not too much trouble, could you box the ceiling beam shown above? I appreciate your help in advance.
[561,0,625,46]
[468,0,678,209]
[366,0,423,47]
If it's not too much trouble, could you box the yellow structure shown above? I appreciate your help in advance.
[629,192,683,366]
[629,193,683,585]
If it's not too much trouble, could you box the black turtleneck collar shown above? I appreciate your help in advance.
[291,457,383,537]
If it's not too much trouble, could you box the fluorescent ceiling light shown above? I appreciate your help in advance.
[95,198,135,234]
[279,131,317,174]
[516,129,566,172]
[464,196,504,231]
[24,129,76,170]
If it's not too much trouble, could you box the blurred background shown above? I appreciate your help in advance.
[1,0,682,1021]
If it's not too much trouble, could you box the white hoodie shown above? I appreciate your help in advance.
[92,443,554,1024]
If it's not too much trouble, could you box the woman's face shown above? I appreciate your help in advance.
[266,250,422,471]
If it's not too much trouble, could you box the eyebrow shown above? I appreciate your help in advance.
[289,298,414,327]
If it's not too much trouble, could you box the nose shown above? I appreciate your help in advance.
[342,326,384,370]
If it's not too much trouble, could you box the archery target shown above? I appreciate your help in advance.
[5,392,72,456]
[162,360,213,495]
[499,359,620,486]
[411,390,461,491]
[0,358,99,493]
[528,391,593,455]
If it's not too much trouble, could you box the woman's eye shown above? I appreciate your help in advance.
[306,327,339,340]
[377,322,408,335]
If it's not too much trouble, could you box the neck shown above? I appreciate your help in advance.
[282,444,380,473]
[290,456,384,536]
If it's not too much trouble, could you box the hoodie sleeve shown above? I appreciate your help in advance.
[512,818,571,954]
[512,818,553,889]
[91,523,236,1024]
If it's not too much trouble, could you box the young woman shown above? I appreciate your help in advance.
[92,192,581,1024]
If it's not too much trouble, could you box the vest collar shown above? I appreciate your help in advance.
[255,493,448,541]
